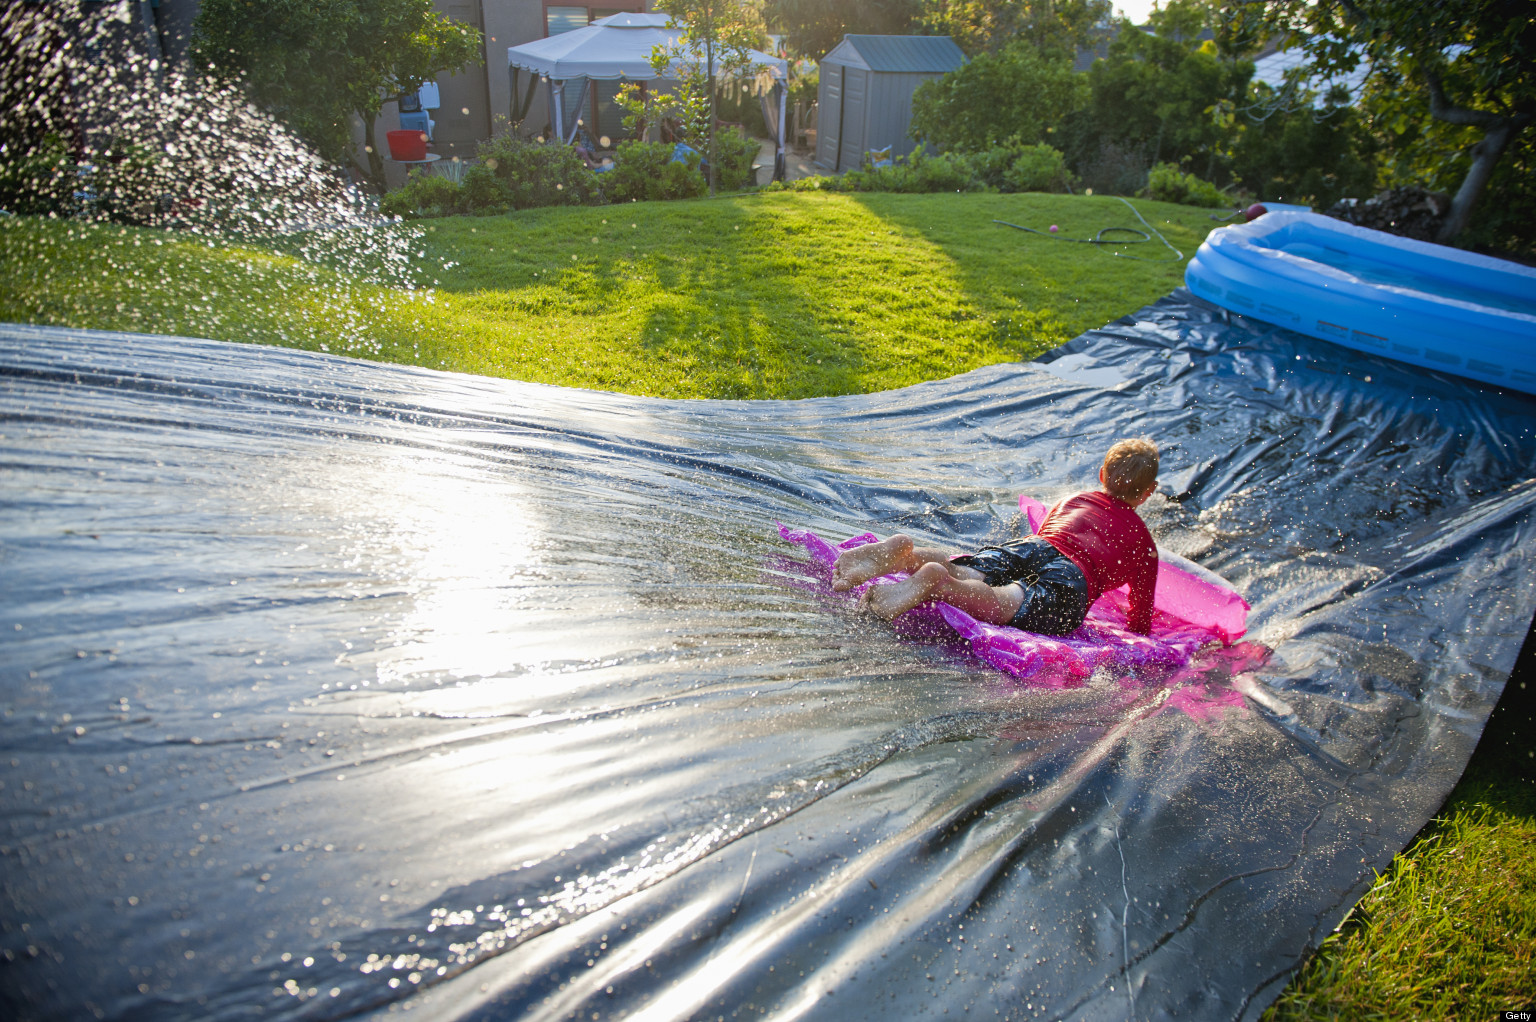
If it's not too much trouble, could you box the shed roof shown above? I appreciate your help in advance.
[822,35,965,74]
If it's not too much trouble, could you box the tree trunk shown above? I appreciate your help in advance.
[706,37,717,197]
[361,112,386,194]
[1436,118,1515,244]
[1422,69,1532,244]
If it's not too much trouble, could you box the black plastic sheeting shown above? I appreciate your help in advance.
[2,293,1533,1022]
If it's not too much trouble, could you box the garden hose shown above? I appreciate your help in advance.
[993,197,1183,262]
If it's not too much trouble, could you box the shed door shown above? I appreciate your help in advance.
[837,68,868,171]
[817,64,842,170]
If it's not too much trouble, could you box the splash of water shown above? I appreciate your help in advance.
[0,0,431,353]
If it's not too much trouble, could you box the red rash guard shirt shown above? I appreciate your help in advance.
[1035,491,1158,634]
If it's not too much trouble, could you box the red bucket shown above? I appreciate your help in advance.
[386,129,428,162]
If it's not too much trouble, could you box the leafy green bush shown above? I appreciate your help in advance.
[381,173,463,219]
[909,42,1087,153]
[802,145,1072,196]
[89,142,177,225]
[707,129,763,192]
[965,143,1075,193]
[477,135,600,209]
[1003,144,1075,193]
[1230,99,1377,211]
[603,141,707,203]
[839,149,980,194]
[455,164,513,215]
[1144,163,1228,207]
[0,134,76,216]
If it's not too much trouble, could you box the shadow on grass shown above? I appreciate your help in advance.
[417,198,882,399]
[842,191,1216,343]
[410,192,1221,401]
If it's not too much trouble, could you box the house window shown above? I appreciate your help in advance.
[544,4,642,37]
[545,6,589,35]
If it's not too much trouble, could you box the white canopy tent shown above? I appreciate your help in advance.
[506,12,790,181]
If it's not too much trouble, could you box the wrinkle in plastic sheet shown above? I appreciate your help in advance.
[1,291,1533,1022]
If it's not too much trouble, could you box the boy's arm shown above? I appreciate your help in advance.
[1126,547,1158,635]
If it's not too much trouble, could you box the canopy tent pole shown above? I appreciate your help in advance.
[758,79,789,182]
[564,78,592,145]
[550,79,564,143]
[775,80,787,182]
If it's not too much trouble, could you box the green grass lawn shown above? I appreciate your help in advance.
[0,191,1211,398]
[1,190,1532,1016]
[1265,696,1536,1021]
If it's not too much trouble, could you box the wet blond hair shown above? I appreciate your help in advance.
[1102,438,1159,500]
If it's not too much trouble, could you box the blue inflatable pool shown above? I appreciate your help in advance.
[1185,212,1536,394]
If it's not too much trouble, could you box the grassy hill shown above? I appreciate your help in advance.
[1,191,1213,399]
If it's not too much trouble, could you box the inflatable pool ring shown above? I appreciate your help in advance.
[1186,211,1536,393]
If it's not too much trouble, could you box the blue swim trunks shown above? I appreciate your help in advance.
[951,537,1090,636]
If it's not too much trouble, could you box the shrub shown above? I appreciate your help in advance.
[381,172,463,219]
[89,142,177,225]
[706,128,762,192]
[603,141,707,203]
[0,134,76,216]
[909,42,1087,153]
[965,143,1075,193]
[841,149,981,194]
[1230,99,1377,212]
[1069,138,1155,195]
[455,164,513,214]
[1144,162,1228,207]
[477,135,600,209]
[909,150,979,193]
[1003,144,1075,193]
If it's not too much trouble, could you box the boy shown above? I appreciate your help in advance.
[831,439,1160,636]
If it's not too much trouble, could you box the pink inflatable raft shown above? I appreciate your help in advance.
[778,496,1251,687]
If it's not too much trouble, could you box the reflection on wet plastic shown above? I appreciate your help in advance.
[0,302,1532,1021]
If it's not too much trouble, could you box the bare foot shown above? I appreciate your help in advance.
[832,536,904,592]
[862,579,920,621]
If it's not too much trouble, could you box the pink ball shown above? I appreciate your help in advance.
[1049,224,1059,233]
[1245,203,1268,222]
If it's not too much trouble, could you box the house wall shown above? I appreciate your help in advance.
[432,0,495,150]
[480,0,550,139]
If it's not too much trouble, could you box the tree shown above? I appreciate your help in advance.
[917,0,1115,57]
[909,42,1087,152]
[192,0,483,191]
[1231,92,1378,207]
[760,0,922,60]
[1245,0,1536,243]
[652,0,767,197]
[1080,2,1254,181]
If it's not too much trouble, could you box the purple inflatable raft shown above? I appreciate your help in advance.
[779,496,1253,690]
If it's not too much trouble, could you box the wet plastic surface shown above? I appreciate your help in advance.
[2,292,1534,1021]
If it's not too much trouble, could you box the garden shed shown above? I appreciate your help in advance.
[815,34,965,173]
